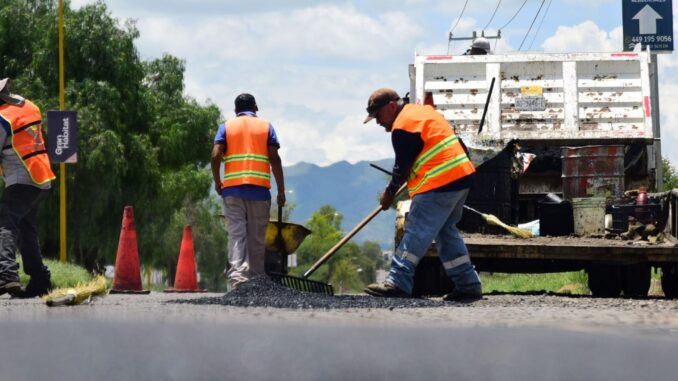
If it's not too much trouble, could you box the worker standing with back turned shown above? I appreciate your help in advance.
[211,93,285,290]
[362,88,482,302]
[0,78,55,298]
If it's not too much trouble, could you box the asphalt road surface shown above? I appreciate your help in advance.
[1,292,677,381]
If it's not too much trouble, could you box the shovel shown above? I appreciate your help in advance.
[269,183,408,295]
[264,210,311,254]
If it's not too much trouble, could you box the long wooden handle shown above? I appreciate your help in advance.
[46,294,76,307]
[303,183,407,278]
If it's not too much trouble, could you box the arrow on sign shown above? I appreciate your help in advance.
[633,5,663,35]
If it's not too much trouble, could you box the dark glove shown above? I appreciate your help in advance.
[379,191,394,211]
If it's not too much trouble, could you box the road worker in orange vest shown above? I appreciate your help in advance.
[363,88,482,302]
[211,93,285,289]
[0,78,56,298]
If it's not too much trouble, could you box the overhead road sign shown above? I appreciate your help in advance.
[623,0,673,52]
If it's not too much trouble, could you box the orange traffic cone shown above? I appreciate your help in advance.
[110,206,150,294]
[165,225,206,293]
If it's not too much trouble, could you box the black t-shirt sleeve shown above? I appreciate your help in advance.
[385,130,423,196]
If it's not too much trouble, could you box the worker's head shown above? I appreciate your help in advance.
[363,88,402,131]
[0,78,25,106]
[468,37,491,55]
[234,93,258,114]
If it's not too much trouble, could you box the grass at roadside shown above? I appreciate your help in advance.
[480,271,590,295]
[17,257,92,289]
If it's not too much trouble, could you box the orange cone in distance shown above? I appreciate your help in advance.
[110,206,150,294]
[165,225,206,293]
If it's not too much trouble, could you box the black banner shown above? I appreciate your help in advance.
[47,110,77,163]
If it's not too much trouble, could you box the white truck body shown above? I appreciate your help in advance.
[409,51,655,145]
[404,51,678,298]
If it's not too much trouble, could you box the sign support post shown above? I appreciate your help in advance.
[58,0,66,263]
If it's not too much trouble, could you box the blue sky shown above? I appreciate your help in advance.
[70,1,678,167]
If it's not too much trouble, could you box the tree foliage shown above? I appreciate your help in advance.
[662,158,678,191]
[0,0,222,272]
[292,205,384,293]
[160,198,229,292]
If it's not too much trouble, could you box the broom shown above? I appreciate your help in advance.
[369,163,533,239]
[462,205,533,238]
[44,275,108,307]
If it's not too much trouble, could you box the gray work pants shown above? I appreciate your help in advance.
[222,196,271,289]
[0,184,51,286]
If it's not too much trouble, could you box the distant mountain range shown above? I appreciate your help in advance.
[282,158,396,249]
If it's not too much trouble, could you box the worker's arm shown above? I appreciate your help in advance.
[211,143,225,194]
[380,130,423,210]
[268,145,285,207]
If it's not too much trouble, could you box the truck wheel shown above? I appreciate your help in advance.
[661,264,678,299]
[621,263,651,297]
[587,265,622,297]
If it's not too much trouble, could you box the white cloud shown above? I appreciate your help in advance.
[269,113,392,166]
[656,20,678,165]
[135,6,421,62]
[542,21,622,52]
[321,115,394,164]
[66,1,678,168]
[659,82,678,164]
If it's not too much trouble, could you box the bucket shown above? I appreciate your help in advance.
[561,145,624,201]
[539,200,574,236]
[572,197,606,236]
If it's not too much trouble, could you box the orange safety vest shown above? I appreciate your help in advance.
[222,116,271,189]
[392,104,475,196]
[0,100,56,185]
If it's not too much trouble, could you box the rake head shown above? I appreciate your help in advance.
[268,272,334,296]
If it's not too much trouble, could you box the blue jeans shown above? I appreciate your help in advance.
[387,188,481,295]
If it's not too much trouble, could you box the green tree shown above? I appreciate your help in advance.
[292,205,381,292]
[662,158,678,190]
[0,1,221,273]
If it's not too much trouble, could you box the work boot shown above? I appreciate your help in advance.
[443,288,483,303]
[364,282,410,298]
[10,286,51,299]
[10,279,52,299]
[0,279,21,296]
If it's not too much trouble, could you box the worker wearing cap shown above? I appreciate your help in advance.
[211,93,285,289]
[464,37,492,55]
[0,78,55,298]
[363,88,482,302]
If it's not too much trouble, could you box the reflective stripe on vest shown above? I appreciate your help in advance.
[0,100,56,185]
[392,104,474,196]
[222,116,271,189]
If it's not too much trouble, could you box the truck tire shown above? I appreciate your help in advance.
[621,263,651,297]
[661,264,678,299]
[587,265,622,297]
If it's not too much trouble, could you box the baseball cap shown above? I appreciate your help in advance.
[0,78,25,106]
[363,88,400,124]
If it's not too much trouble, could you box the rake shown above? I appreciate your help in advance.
[270,183,408,296]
